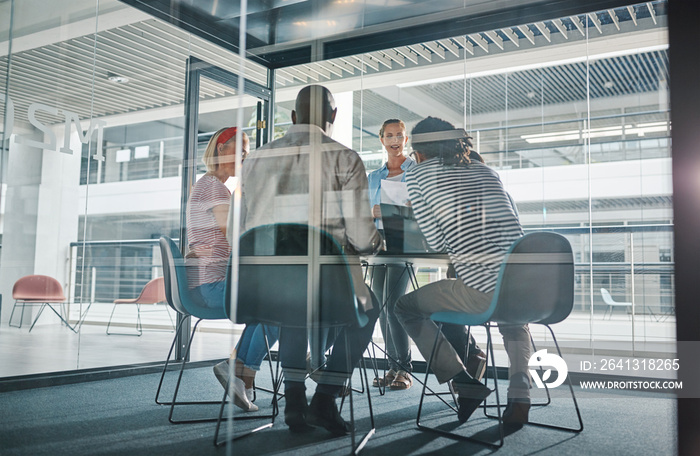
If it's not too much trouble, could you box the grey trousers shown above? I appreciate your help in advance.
[370,264,412,371]
[395,278,532,399]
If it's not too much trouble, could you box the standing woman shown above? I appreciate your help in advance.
[367,119,416,390]
[186,127,278,412]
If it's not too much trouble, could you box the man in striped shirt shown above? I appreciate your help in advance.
[395,117,531,427]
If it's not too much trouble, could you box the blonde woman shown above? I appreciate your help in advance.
[186,127,279,412]
[367,119,416,390]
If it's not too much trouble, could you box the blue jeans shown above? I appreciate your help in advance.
[193,282,279,370]
[236,324,280,371]
[192,281,225,308]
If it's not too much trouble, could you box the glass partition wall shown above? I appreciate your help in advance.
[0,0,672,382]
[0,0,267,376]
[275,1,672,362]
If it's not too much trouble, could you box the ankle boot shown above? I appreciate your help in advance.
[308,392,352,435]
[284,387,313,433]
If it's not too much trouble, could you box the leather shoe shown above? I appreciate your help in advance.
[308,392,353,435]
[466,350,487,381]
[502,398,530,429]
[284,387,314,433]
[452,378,491,424]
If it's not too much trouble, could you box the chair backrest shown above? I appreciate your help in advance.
[159,236,225,320]
[135,277,167,304]
[600,288,614,305]
[231,223,365,329]
[491,232,574,326]
[12,275,66,302]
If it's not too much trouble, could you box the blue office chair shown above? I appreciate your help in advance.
[158,236,276,428]
[214,223,376,453]
[417,232,583,447]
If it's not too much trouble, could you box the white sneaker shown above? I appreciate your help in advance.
[246,387,254,403]
[213,361,258,412]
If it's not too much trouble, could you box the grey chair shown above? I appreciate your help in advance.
[417,232,583,448]
[600,287,632,319]
[214,223,375,453]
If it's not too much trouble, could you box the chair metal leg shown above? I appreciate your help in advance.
[27,304,47,332]
[417,323,504,448]
[481,332,551,409]
[169,319,222,423]
[8,301,25,328]
[106,304,143,336]
[367,342,385,396]
[370,340,441,399]
[155,316,188,405]
[483,325,583,433]
[529,336,552,407]
[213,325,281,447]
[530,325,584,433]
[136,304,143,334]
[28,303,77,333]
[164,305,176,332]
[344,331,376,455]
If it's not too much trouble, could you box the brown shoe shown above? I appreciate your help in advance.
[466,350,487,381]
[373,369,397,387]
[389,370,412,390]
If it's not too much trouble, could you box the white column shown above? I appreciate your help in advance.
[331,91,354,150]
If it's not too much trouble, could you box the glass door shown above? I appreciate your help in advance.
[176,57,272,361]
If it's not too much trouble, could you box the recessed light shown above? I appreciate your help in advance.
[107,72,129,84]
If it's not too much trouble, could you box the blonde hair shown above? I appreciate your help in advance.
[202,127,247,173]
[379,119,406,138]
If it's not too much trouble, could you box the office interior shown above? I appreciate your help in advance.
[1,0,698,454]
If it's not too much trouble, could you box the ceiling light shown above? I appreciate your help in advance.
[107,72,129,84]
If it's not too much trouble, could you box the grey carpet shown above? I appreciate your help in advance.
[0,364,676,455]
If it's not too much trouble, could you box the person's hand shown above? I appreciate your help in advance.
[372,204,381,219]
[405,200,412,208]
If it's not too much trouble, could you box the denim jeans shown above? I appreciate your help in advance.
[236,324,280,371]
[193,281,225,309]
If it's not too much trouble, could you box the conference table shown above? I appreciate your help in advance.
[361,251,453,396]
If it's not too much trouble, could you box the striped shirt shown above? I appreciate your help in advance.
[186,174,231,288]
[405,159,523,293]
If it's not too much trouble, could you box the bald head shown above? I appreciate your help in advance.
[292,85,337,133]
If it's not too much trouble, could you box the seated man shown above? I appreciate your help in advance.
[395,117,531,427]
[240,85,382,435]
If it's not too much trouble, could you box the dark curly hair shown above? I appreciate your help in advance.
[411,117,474,166]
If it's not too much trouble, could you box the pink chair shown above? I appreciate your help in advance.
[9,275,76,332]
[106,277,174,336]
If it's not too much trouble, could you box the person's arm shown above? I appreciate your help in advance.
[212,204,229,239]
[367,170,382,220]
[342,152,383,254]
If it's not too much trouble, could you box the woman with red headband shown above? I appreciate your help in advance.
[186,127,278,412]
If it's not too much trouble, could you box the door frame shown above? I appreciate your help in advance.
[177,57,272,360]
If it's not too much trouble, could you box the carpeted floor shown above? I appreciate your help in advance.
[0,363,677,456]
